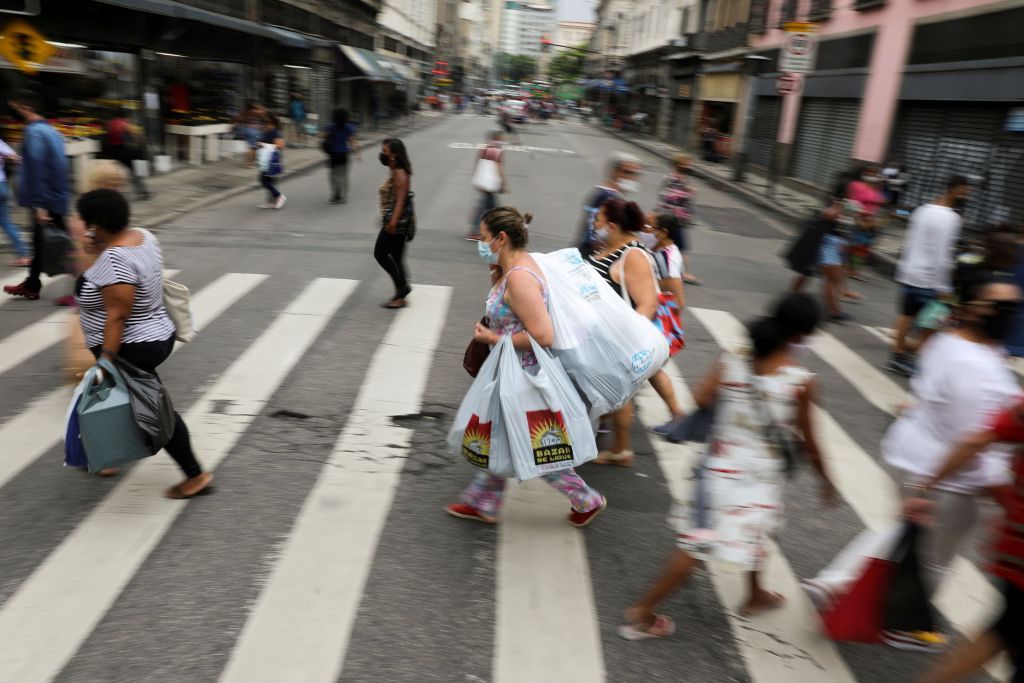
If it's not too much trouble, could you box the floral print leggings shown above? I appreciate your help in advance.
[460,469,604,517]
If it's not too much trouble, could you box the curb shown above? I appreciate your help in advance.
[140,115,444,231]
[600,125,900,277]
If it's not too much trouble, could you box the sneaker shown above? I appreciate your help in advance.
[444,502,497,524]
[885,354,915,377]
[274,194,287,210]
[568,496,607,527]
[3,281,40,300]
[881,629,948,653]
[55,294,77,307]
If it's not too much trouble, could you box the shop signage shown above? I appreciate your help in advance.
[776,72,802,95]
[779,21,817,74]
[0,45,83,73]
[0,19,54,73]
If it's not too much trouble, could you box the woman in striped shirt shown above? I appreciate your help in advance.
[75,189,212,498]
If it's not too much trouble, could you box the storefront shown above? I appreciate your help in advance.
[789,98,860,189]
[746,95,780,170]
[335,45,407,127]
[697,69,743,158]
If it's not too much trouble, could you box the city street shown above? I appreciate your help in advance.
[0,113,1003,683]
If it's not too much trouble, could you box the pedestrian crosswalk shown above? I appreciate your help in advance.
[0,272,1011,682]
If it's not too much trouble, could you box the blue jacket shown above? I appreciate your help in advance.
[20,120,71,215]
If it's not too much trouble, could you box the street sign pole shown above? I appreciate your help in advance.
[731,54,771,183]
[768,22,817,197]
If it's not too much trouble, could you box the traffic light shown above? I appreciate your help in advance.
[540,35,551,53]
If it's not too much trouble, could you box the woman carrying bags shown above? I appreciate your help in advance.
[445,206,606,526]
[75,189,212,499]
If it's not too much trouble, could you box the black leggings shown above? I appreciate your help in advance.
[260,172,281,200]
[90,339,202,478]
[374,229,409,296]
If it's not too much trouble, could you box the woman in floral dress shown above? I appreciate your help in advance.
[619,293,835,639]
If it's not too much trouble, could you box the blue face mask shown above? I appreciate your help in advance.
[478,237,499,265]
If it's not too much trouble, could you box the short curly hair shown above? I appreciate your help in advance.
[77,189,130,234]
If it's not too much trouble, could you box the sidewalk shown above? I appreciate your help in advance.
[601,125,904,275]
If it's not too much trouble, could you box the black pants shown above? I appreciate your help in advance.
[260,172,281,200]
[329,152,349,201]
[27,212,66,292]
[374,229,409,296]
[90,339,202,478]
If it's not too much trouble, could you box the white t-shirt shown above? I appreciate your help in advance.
[895,203,961,292]
[882,332,1020,493]
[653,243,684,280]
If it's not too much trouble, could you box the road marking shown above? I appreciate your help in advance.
[690,308,1008,680]
[0,272,266,493]
[494,482,605,683]
[806,329,906,415]
[0,277,352,683]
[635,359,857,683]
[860,325,893,344]
[219,285,450,683]
[446,142,576,155]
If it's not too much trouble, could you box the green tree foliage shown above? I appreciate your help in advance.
[496,52,538,83]
[547,44,588,84]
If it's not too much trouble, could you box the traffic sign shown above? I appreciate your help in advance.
[0,19,54,73]
[776,73,802,96]
[779,22,817,74]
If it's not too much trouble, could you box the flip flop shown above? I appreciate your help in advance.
[739,591,786,617]
[617,614,676,641]
[382,299,407,309]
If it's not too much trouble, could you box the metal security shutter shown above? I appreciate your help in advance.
[312,64,333,131]
[669,100,692,149]
[890,103,1023,228]
[748,96,780,169]
[790,98,859,188]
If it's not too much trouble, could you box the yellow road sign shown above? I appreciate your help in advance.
[783,21,818,33]
[0,20,56,74]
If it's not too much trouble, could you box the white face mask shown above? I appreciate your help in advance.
[593,227,610,244]
[637,231,659,250]
[618,178,639,194]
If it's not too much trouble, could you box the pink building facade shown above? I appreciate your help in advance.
[745,0,1024,227]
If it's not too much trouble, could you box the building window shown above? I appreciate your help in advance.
[808,0,831,21]
[778,0,798,27]
[680,6,691,35]
[854,0,886,9]
[749,0,768,34]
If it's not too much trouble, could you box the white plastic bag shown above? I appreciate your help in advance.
[256,143,275,172]
[500,336,597,480]
[533,248,668,420]
[472,157,502,193]
[448,336,513,477]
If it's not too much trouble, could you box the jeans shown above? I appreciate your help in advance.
[329,153,349,201]
[89,338,203,478]
[28,211,66,291]
[374,228,409,296]
[260,172,281,200]
[0,180,28,257]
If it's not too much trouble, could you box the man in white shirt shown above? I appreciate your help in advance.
[887,175,971,376]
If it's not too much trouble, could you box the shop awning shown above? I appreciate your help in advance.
[265,25,329,49]
[94,0,320,48]
[337,45,394,83]
[374,54,409,85]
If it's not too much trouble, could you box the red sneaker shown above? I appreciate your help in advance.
[55,294,77,307]
[568,496,607,527]
[444,502,497,524]
[3,281,40,300]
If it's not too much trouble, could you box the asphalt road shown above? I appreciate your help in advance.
[0,113,1001,683]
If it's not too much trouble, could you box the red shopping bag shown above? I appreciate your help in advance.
[819,556,892,643]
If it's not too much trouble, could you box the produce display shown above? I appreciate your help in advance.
[163,109,233,127]
[0,111,105,144]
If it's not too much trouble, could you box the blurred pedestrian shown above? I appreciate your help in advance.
[887,175,970,376]
[657,152,701,285]
[619,293,834,639]
[467,130,508,241]
[0,135,29,266]
[288,92,307,145]
[238,102,266,168]
[323,108,361,204]
[578,152,641,256]
[844,165,886,284]
[3,90,71,303]
[257,115,286,210]
[75,189,213,498]
[101,108,150,201]
[376,138,413,308]
[445,206,606,526]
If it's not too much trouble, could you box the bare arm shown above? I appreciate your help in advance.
[924,429,1001,491]
[622,249,658,319]
[474,270,553,349]
[658,276,685,309]
[99,284,136,357]
[387,170,409,234]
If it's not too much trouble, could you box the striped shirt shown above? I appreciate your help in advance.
[77,228,175,348]
[586,240,642,298]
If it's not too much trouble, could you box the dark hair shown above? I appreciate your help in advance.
[651,211,679,235]
[383,138,412,175]
[10,89,43,114]
[77,189,130,234]
[266,114,280,128]
[947,175,970,191]
[601,197,644,233]
[333,108,349,127]
[747,293,821,359]
[830,167,858,200]
[481,206,532,248]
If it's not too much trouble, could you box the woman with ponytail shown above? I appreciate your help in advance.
[619,293,835,640]
[446,206,606,526]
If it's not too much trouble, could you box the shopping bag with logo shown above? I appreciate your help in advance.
[533,248,669,420]
[448,336,513,477]
[163,278,197,343]
[76,358,153,473]
[499,336,597,480]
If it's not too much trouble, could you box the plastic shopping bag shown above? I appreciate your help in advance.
[63,373,91,468]
[448,336,513,477]
[499,336,598,480]
[77,359,152,473]
[114,357,176,455]
[533,248,669,420]
[471,157,502,193]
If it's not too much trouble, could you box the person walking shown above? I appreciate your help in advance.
[101,108,150,201]
[3,90,71,302]
[619,293,834,639]
[445,206,606,526]
[288,93,307,145]
[323,109,361,204]
[887,175,971,376]
[879,276,1021,650]
[577,151,641,256]
[0,135,29,266]
[257,115,286,210]
[466,130,508,241]
[376,138,413,309]
[75,189,213,498]
[657,152,701,285]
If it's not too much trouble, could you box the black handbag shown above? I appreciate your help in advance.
[783,215,827,276]
[385,191,417,242]
[748,365,800,477]
[666,406,715,444]
[40,221,74,276]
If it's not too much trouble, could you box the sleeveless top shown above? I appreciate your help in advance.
[486,266,549,367]
[587,240,641,298]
